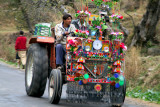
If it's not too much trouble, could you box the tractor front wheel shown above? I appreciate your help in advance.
[48,69,63,104]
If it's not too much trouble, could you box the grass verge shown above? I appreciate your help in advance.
[127,87,160,104]
[0,58,17,66]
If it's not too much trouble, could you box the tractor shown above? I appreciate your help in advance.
[25,1,127,106]
[25,21,126,107]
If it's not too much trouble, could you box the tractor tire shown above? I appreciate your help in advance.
[48,69,62,104]
[25,43,48,97]
[110,78,126,107]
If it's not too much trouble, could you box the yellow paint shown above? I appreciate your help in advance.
[89,14,99,21]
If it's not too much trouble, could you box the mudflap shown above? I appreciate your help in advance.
[66,82,112,106]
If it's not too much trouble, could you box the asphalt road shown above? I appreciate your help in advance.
[0,61,159,107]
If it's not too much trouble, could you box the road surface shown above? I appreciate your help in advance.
[0,61,159,107]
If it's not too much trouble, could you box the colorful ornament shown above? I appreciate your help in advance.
[110,77,115,81]
[77,57,85,63]
[118,75,124,81]
[94,84,102,92]
[77,64,84,70]
[119,80,124,86]
[115,83,120,88]
[74,77,79,81]
[94,64,97,74]
[115,78,120,83]
[114,73,119,78]
[111,81,116,86]
[75,72,81,77]
[82,79,88,84]
[79,80,83,85]
[113,60,121,66]
[84,73,89,79]
[114,67,121,73]
[91,31,96,36]
[79,76,84,80]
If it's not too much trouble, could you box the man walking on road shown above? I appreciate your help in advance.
[15,31,27,69]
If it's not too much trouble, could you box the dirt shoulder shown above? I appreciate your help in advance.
[125,97,160,107]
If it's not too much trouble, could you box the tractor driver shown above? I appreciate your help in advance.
[55,14,76,69]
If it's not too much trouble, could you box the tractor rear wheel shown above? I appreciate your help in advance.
[25,43,48,97]
[110,78,126,107]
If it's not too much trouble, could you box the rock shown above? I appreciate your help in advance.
[148,47,160,56]
[148,67,155,72]
[138,76,145,81]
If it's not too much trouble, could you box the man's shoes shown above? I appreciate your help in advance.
[57,65,63,70]
[17,65,20,69]
[22,65,25,69]
[56,65,66,74]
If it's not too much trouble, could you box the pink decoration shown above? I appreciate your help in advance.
[120,43,127,51]
[68,39,78,47]
[86,31,89,35]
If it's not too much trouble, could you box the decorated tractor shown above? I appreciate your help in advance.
[25,0,127,107]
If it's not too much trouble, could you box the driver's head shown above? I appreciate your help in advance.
[63,14,72,26]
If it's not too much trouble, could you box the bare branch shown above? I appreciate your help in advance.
[124,11,136,27]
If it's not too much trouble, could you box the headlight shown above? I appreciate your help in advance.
[85,46,90,51]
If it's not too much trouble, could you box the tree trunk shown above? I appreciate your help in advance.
[21,8,33,33]
[17,0,33,33]
[130,0,160,47]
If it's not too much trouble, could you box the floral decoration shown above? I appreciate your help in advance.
[90,17,108,32]
[109,32,124,40]
[74,29,89,38]
[68,39,78,52]
[110,14,123,21]
[75,10,91,18]
[120,43,127,51]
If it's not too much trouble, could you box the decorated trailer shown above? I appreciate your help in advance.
[25,0,127,107]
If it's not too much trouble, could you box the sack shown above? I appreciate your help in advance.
[16,52,20,59]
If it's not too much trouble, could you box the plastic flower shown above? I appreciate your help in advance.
[111,32,117,36]
[75,10,91,17]
[96,26,102,29]
[124,46,127,51]
[120,43,127,51]
[75,29,79,33]
[68,39,77,47]
[110,14,123,20]
[77,10,80,13]
[86,31,89,35]
[75,29,89,38]
[85,10,91,16]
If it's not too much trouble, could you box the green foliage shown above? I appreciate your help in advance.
[127,87,160,104]
[0,58,17,66]
[92,0,118,7]
[90,17,108,31]
[147,41,153,48]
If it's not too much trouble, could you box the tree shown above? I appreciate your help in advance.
[130,0,160,47]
